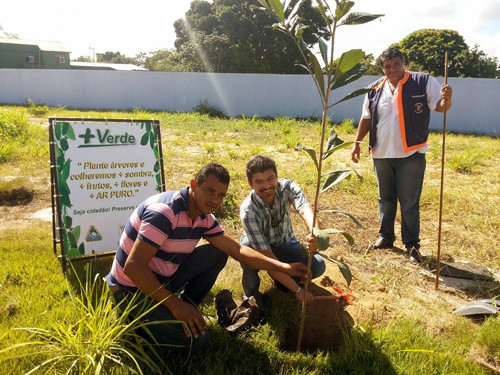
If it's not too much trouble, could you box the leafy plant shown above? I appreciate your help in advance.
[252,0,382,350]
[26,98,49,116]
[192,100,227,118]
[0,265,176,374]
[446,149,484,173]
[0,108,30,140]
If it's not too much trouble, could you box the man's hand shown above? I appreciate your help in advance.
[441,84,452,101]
[351,142,361,163]
[295,287,315,305]
[306,233,318,253]
[169,299,206,338]
[287,262,311,283]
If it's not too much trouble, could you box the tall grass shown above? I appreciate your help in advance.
[0,265,179,375]
[0,108,49,166]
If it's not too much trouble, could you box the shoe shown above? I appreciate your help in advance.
[407,247,423,263]
[372,236,393,249]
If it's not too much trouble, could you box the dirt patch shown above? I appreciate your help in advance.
[0,187,34,206]
[0,175,51,232]
[281,283,353,353]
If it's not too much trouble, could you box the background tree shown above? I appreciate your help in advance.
[172,0,329,73]
[72,56,93,62]
[140,49,196,71]
[96,51,136,64]
[454,44,499,78]
[392,29,499,78]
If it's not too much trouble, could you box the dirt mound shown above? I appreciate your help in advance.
[281,283,353,353]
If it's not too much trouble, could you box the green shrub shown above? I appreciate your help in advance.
[0,109,30,140]
[0,266,174,374]
[26,99,49,116]
[192,100,227,118]
[446,149,484,173]
[334,119,356,134]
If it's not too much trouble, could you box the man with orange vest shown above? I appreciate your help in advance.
[351,47,453,263]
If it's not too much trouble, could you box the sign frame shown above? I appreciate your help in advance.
[49,117,165,272]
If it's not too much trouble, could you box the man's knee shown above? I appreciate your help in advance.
[199,244,228,270]
[311,255,326,279]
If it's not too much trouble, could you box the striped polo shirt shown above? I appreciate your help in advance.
[107,187,224,291]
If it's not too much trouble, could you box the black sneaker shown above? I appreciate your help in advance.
[372,236,394,249]
[407,247,423,263]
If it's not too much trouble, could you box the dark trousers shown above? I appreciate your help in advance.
[373,152,426,249]
[240,236,326,297]
[113,244,228,353]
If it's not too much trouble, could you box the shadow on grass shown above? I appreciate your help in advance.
[161,328,276,375]
[388,245,500,299]
[63,255,114,292]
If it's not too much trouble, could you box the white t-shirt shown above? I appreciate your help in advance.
[362,73,442,159]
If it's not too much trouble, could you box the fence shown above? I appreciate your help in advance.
[0,69,498,135]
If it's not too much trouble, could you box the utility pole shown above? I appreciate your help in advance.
[89,46,96,62]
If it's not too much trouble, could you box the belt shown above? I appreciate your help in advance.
[109,285,119,292]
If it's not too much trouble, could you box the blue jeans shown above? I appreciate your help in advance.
[113,244,227,353]
[240,236,326,297]
[373,152,426,250]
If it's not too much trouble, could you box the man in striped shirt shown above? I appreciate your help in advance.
[107,163,308,352]
[240,155,326,303]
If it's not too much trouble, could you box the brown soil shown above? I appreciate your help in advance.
[0,174,51,231]
[281,283,353,352]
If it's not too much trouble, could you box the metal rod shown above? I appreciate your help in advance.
[435,51,449,290]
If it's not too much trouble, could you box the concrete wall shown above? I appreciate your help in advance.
[0,69,498,135]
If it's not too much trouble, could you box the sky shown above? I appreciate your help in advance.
[2,0,499,61]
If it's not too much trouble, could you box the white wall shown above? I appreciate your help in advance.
[0,69,498,135]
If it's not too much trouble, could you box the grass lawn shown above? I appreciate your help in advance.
[0,105,499,374]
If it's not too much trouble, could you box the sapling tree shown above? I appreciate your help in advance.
[251,0,382,351]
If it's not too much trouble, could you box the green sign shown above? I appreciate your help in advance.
[50,119,164,259]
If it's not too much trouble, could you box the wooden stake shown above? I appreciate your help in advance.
[436,51,449,290]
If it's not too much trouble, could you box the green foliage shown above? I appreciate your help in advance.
[26,98,49,116]
[0,108,48,164]
[392,29,499,78]
[446,149,484,173]
[334,119,356,134]
[213,190,240,225]
[454,44,500,78]
[172,0,330,73]
[192,100,227,118]
[476,315,500,361]
[96,51,136,64]
[257,0,381,293]
[139,49,194,72]
[0,108,30,140]
[0,266,172,374]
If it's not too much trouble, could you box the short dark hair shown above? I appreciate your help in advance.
[380,47,405,67]
[195,163,230,186]
[246,155,277,181]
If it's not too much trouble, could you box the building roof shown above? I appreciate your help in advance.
[70,62,148,71]
[0,37,71,52]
